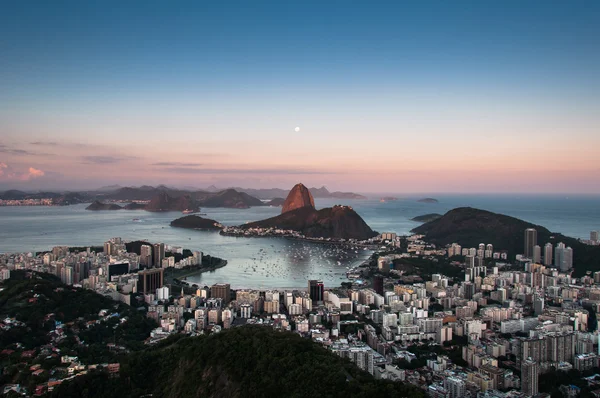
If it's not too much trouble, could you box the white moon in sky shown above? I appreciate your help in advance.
[295,127,300,132]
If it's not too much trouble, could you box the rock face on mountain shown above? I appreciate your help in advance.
[146,192,200,212]
[282,183,315,214]
[170,215,222,230]
[86,201,122,211]
[242,183,376,240]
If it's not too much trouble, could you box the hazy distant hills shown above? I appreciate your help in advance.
[0,190,86,205]
[229,186,367,200]
[0,185,367,205]
[411,207,600,276]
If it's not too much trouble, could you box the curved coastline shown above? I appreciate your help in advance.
[165,258,228,289]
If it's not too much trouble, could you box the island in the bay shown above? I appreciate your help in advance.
[221,183,377,241]
[417,197,439,203]
[170,215,223,230]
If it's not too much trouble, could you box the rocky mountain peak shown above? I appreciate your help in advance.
[282,183,315,214]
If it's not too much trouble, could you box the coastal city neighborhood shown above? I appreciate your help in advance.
[1,227,600,397]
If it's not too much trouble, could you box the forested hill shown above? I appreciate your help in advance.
[52,326,424,398]
[0,271,156,393]
[411,207,600,276]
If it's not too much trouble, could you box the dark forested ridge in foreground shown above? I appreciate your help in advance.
[51,326,424,398]
[0,271,156,394]
[0,272,422,398]
[412,207,600,276]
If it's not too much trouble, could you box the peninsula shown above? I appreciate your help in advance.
[222,183,377,241]
[411,207,600,276]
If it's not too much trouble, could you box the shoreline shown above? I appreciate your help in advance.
[219,230,380,250]
[165,259,228,287]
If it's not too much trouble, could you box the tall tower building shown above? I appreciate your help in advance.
[211,283,231,304]
[561,247,573,272]
[533,245,541,263]
[533,295,544,316]
[521,358,539,396]
[524,228,537,258]
[308,280,324,304]
[591,231,599,243]
[555,242,565,268]
[140,244,153,268]
[138,268,164,294]
[153,243,165,267]
[543,243,553,266]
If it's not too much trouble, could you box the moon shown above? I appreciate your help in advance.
[295,127,300,132]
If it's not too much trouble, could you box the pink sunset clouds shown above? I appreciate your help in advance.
[0,163,45,181]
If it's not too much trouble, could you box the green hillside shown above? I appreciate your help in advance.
[52,326,424,398]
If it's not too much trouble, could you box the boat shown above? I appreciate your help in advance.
[182,209,197,214]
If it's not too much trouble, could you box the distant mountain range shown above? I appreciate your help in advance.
[226,186,367,200]
[1,184,367,207]
[0,190,86,205]
[87,188,262,211]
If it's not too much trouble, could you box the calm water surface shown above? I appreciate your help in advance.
[1,195,598,288]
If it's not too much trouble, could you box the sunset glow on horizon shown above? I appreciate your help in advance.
[1,1,599,193]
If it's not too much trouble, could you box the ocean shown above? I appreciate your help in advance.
[0,194,598,288]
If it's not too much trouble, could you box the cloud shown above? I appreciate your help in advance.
[0,163,45,181]
[159,167,340,175]
[0,146,35,155]
[81,156,127,164]
[29,141,59,146]
[27,167,45,179]
[152,162,203,167]
[0,143,54,156]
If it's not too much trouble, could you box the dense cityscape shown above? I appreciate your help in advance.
[1,228,600,396]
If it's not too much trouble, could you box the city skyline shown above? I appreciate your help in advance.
[1,1,599,193]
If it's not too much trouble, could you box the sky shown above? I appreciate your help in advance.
[1,1,599,193]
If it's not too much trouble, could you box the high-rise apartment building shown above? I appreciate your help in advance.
[211,283,231,304]
[138,268,164,294]
[524,228,537,258]
[140,244,153,268]
[533,245,541,263]
[591,231,599,243]
[555,242,566,268]
[308,280,324,304]
[543,243,553,266]
[561,247,573,272]
[444,377,466,398]
[153,243,165,267]
[521,358,539,396]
